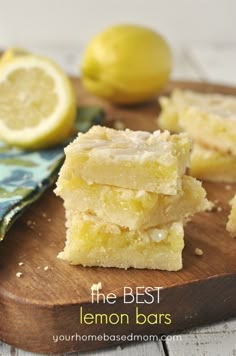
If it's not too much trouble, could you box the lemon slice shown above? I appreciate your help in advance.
[0,54,76,149]
[0,47,29,67]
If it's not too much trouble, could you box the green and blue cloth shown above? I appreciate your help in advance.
[0,107,104,240]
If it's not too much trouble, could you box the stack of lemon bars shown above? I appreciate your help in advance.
[55,126,209,271]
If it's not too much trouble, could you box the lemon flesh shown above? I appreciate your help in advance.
[0,55,76,149]
[81,24,172,104]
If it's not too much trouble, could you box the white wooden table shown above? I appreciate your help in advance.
[0,44,236,356]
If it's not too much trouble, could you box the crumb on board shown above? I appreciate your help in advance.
[208,200,223,212]
[42,212,47,218]
[91,282,102,292]
[113,120,126,130]
[206,200,214,212]
[44,266,49,271]
[225,185,232,191]
[37,266,41,269]
[26,220,36,229]
[194,248,204,256]
[38,232,42,236]
[18,262,24,266]
[16,272,23,278]
[47,218,52,222]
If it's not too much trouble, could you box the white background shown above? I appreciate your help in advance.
[0,0,236,85]
[0,0,235,48]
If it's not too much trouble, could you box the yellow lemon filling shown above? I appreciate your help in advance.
[59,215,184,271]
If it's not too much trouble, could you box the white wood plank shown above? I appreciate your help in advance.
[0,340,165,356]
[187,45,236,86]
[0,341,12,356]
[171,48,203,81]
[0,0,236,48]
[165,319,236,356]
[83,341,165,356]
[25,45,84,76]
[28,46,205,82]
[0,340,66,356]
[27,46,207,83]
[0,341,48,356]
[0,45,205,82]
[0,45,82,76]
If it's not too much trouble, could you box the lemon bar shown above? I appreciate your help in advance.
[158,89,192,132]
[158,89,236,139]
[190,144,236,183]
[59,214,184,271]
[59,125,191,194]
[180,106,236,155]
[56,175,209,230]
[158,89,217,132]
[226,195,236,237]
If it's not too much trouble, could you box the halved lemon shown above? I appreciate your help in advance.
[0,54,76,149]
[0,47,29,67]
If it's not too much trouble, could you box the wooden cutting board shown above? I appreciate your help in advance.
[0,79,236,354]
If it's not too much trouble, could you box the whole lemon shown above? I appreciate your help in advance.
[81,24,172,104]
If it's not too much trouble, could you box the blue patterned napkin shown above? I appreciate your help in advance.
[0,107,104,240]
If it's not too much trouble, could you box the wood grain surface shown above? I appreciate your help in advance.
[0,79,236,354]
